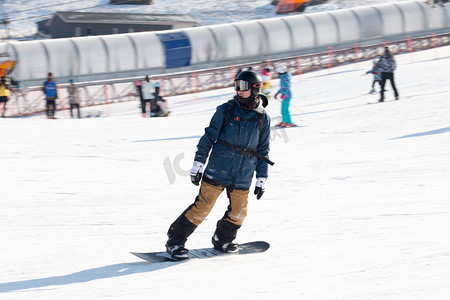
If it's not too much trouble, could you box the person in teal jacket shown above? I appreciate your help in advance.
[274,64,294,127]
[165,71,272,260]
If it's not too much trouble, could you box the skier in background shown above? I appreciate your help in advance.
[377,47,399,102]
[365,60,382,94]
[274,64,295,127]
[152,95,171,117]
[141,75,154,117]
[164,70,272,260]
[134,80,144,113]
[234,68,243,80]
[0,76,11,117]
[67,79,81,118]
[42,72,58,119]
[149,79,162,117]
[261,65,273,99]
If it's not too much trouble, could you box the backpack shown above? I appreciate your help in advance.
[220,94,268,133]
[217,95,274,166]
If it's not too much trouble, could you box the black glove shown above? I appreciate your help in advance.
[191,173,202,186]
[254,177,266,200]
[190,161,204,186]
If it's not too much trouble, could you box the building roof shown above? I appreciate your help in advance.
[53,11,199,26]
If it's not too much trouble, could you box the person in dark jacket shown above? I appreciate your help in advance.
[42,72,58,119]
[134,80,144,114]
[165,71,272,260]
[377,47,399,102]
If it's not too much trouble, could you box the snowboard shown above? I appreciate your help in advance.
[131,241,269,263]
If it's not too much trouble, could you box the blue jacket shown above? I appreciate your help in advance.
[366,66,382,81]
[43,81,57,98]
[195,97,271,189]
[275,72,292,99]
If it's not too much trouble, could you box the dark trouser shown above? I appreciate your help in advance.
[0,97,7,116]
[141,99,150,114]
[70,103,80,118]
[166,181,249,247]
[46,100,56,117]
[380,72,399,100]
[150,98,160,116]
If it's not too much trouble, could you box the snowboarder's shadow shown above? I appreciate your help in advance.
[0,261,185,293]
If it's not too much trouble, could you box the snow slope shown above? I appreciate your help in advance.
[1,0,415,38]
[1,45,450,299]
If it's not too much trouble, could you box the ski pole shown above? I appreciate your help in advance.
[273,97,311,119]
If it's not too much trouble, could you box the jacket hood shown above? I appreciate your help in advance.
[253,94,268,114]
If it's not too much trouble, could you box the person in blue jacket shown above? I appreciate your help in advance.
[42,72,58,119]
[274,64,294,127]
[165,71,272,260]
[366,60,382,94]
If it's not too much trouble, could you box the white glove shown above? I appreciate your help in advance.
[190,161,204,186]
[254,177,267,200]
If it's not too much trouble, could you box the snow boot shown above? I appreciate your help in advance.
[212,234,239,253]
[166,244,189,260]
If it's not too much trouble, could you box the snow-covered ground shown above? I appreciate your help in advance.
[1,0,416,38]
[1,45,450,299]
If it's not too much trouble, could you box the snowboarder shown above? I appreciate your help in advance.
[274,64,294,127]
[165,70,272,260]
[377,47,399,102]
[365,60,382,94]
[42,72,58,119]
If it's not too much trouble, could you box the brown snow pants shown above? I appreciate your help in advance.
[185,181,249,226]
[166,181,249,246]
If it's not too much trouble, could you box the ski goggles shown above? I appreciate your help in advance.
[235,80,262,92]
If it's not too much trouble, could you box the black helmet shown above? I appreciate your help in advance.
[235,71,263,98]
